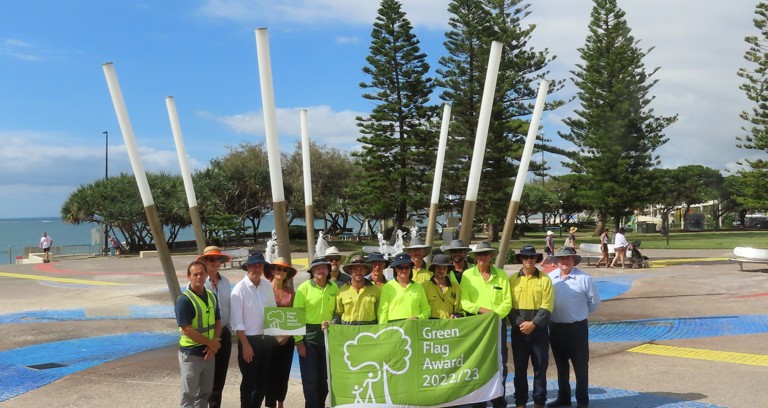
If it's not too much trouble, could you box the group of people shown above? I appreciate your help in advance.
[174,238,601,408]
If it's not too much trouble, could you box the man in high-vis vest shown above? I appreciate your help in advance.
[175,261,222,408]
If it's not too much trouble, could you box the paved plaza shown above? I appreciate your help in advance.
[0,247,766,407]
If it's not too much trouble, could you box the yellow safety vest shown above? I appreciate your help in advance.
[179,288,217,347]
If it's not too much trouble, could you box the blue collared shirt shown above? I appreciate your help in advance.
[548,267,601,323]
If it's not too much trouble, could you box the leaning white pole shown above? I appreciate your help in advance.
[458,41,503,245]
[255,28,291,264]
[166,96,207,255]
[103,62,181,303]
[425,104,451,258]
[495,79,550,267]
[300,109,316,261]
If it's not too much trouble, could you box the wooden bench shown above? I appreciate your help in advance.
[222,248,250,269]
[731,247,768,271]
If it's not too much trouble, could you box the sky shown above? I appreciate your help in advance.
[0,0,761,218]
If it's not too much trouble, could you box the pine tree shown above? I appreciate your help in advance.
[437,0,564,240]
[354,0,437,236]
[735,2,768,210]
[559,0,677,232]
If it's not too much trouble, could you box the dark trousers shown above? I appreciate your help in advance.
[237,335,271,408]
[209,326,231,408]
[299,339,328,408]
[265,336,295,407]
[550,320,590,406]
[511,323,550,405]
[472,318,508,408]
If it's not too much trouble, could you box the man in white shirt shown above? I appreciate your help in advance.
[230,252,277,407]
[39,232,53,263]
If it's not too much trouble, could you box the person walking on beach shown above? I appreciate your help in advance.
[294,257,339,408]
[509,245,554,408]
[40,232,53,263]
[230,252,276,407]
[548,247,601,408]
[198,246,233,408]
[175,261,221,408]
[460,242,512,408]
[336,255,380,325]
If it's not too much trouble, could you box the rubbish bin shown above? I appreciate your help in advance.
[636,222,648,233]
[646,223,657,234]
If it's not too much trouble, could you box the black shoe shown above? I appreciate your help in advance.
[548,399,572,407]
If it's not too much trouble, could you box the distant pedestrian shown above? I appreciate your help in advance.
[110,236,122,258]
[564,227,578,248]
[39,232,53,263]
[543,230,555,266]
[548,247,601,408]
[610,227,629,268]
[596,228,610,268]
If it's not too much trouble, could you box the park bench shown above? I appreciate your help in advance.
[222,247,250,269]
[730,247,768,271]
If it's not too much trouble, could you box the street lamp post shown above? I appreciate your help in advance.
[103,130,109,256]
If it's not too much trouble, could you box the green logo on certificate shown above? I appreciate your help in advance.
[264,307,306,336]
[326,313,502,407]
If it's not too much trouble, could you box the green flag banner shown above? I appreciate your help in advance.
[263,307,306,336]
[326,313,502,407]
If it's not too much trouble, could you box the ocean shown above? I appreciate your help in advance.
[0,215,366,265]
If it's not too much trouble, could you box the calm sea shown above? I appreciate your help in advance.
[0,215,365,265]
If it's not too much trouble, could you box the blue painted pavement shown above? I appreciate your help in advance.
[0,332,176,402]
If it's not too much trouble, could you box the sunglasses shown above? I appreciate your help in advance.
[203,256,223,262]
[520,255,538,260]
[394,265,412,270]
[272,266,290,272]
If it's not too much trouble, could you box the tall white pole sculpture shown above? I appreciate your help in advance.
[103,62,181,303]
[495,80,550,267]
[300,109,316,261]
[458,41,503,245]
[166,96,207,255]
[255,28,291,264]
[425,104,451,258]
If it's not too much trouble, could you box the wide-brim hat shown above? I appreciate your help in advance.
[546,230,554,236]
[569,227,578,233]
[324,246,346,262]
[405,238,432,255]
[366,252,390,268]
[389,252,414,269]
[428,254,452,272]
[241,252,271,272]
[515,245,544,263]
[440,239,470,253]
[266,256,297,280]
[552,246,582,266]
[470,242,498,255]
[342,255,373,275]
[308,257,332,274]
[196,246,232,263]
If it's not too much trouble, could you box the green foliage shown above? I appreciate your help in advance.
[437,0,565,240]
[60,173,192,251]
[735,2,768,210]
[355,0,438,236]
[559,0,677,229]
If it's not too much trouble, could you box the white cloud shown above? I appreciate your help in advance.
[335,36,361,45]
[196,0,450,29]
[1,37,44,61]
[212,105,365,146]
